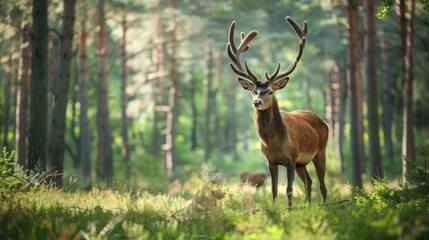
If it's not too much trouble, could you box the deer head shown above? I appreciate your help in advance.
[227,16,308,110]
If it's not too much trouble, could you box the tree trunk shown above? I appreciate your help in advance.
[47,32,59,159]
[397,0,416,185]
[9,7,23,152]
[78,13,91,189]
[213,48,223,166]
[228,69,237,161]
[48,34,57,100]
[69,52,80,168]
[164,0,179,178]
[2,54,13,149]
[346,0,363,188]
[15,23,31,168]
[380,38,394,165]
[28,0,49,171]
[357,79,365,175]
[48,0,76,186]
[333,61,345,173]
[96,0,113,184]
[203,45,213,163]
[241,85,249,151]
[151,13,163,164]
[120,17,130,178]
[190,75,198,151]
[325,68,335,148]
[364,0,383,180]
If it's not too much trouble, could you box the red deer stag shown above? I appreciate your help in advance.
[226,16,329,208]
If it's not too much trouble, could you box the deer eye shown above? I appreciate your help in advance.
[268,91,273,95]
[252,90,258,95]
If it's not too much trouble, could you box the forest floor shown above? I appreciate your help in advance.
[1,169,428,240]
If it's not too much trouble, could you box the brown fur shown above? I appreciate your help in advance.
[254,97,329,207]
[239,172,268,189]
[227,17,327,208]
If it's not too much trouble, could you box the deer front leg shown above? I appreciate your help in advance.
[286,163,296,208]
[269,163,278,202]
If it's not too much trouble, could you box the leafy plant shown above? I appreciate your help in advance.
[0,148,57,201]
[0,148,24,201]
[405,143,429,189]
[376,0,394,18]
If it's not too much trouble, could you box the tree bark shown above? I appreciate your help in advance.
[164,0,179,178]
[48,0,76,186]
[69,51,80,168]
[2,54,13,149]
[15,23,31,168]
[326,68,334,148]
[346,0,363,188]
[213,48,223,166]
[120,17,130,178]
[380,38,394,165]
[364,0,383,180]
[397,0,416,185]
[333,61,345,173]
[8,7,23,152]
[78,12,91,188]
[96,0,113,184]
[228,69,237,161]
[241,78,249,151]
[151,13,163,163]
[355,57,365,175]
[190,75,198,151]
[28,0,49,171]
[47,31,59,158]
[203,45,213,163]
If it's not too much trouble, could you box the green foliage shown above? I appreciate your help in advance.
[377,0,394,18]
[1,173,429,239]
[0,148,65,201]
[424,0,429,12]
[327,178,429,239]
[377,0,429,18]
[353,179,398,215]
[405,143,429,188]
[0,148,27,201]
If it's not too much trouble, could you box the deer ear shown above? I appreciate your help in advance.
[272,77,289,90]
[238,78,255,91]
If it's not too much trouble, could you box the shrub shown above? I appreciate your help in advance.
[405,143,429,189]
[0,148,25,201]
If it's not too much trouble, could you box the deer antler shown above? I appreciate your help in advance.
[265,16,308,82]
[226,21,259,84]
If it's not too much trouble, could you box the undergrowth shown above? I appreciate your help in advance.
[1,146,429,239]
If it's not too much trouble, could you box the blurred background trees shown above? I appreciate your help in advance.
[0,0,428,189]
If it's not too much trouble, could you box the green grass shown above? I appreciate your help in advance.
[1,176,428,239]
[1,147,429,239]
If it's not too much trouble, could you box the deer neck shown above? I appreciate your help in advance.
[253,97,287,148]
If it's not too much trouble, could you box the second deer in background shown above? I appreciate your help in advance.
[239,172,268,189]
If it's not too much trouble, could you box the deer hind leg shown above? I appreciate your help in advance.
[313,151,327,202]
[296,166,312,203]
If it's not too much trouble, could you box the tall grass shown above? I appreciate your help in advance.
[1,147,428,239]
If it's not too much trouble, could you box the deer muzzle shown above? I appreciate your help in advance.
[253,99,262,108]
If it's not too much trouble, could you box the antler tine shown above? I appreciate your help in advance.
[265,63,281,82]
[268,17,308,82]
[276,38,306,79]
[240,32,251,53]
[285,16,308,39]
[227,21,258,83]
